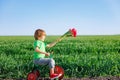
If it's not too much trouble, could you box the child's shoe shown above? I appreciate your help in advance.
[50,73,62,80]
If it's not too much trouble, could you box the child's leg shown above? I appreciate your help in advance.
[34,58,55,75]
[34,58,60,79]
[50,68,60,79]
[50,67,55,75]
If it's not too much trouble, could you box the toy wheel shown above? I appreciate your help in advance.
[55,65,64,80]
[33,70,40,77]
[27,72,37,80]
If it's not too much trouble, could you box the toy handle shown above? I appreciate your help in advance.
[49,54,53,58]
[49,51,53,58]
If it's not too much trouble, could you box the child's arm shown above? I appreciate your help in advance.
[46,42,57,48]
[46,38,62,48]
[35,47,50,56]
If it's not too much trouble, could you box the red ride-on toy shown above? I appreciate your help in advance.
[27,54,64,80]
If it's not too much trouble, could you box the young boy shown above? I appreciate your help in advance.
[33,29,61,79]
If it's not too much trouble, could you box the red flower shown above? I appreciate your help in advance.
[70,28,77,37]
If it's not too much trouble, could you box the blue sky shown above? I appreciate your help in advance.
[0,0,120,35]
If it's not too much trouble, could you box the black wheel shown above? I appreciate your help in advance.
[55,65,64,80]
[27,72,37,80]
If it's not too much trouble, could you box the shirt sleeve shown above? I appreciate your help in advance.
[34,41,42,48]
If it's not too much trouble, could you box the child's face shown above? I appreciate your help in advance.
[41,35,46,41]
[38,35,46,41]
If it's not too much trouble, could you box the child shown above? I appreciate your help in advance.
[33,29,61,79]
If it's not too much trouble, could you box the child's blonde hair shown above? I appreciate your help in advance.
[34,29,46,40]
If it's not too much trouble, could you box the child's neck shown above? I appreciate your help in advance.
[37,37,44,41]
[38,39,44,41]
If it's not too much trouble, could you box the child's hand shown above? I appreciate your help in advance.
[45,52,50,56]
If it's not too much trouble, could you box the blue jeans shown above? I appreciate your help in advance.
[33,58,55,69]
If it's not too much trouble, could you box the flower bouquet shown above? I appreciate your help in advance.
[55,28,77,43]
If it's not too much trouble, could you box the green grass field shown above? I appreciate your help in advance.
[0,35,120,79]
